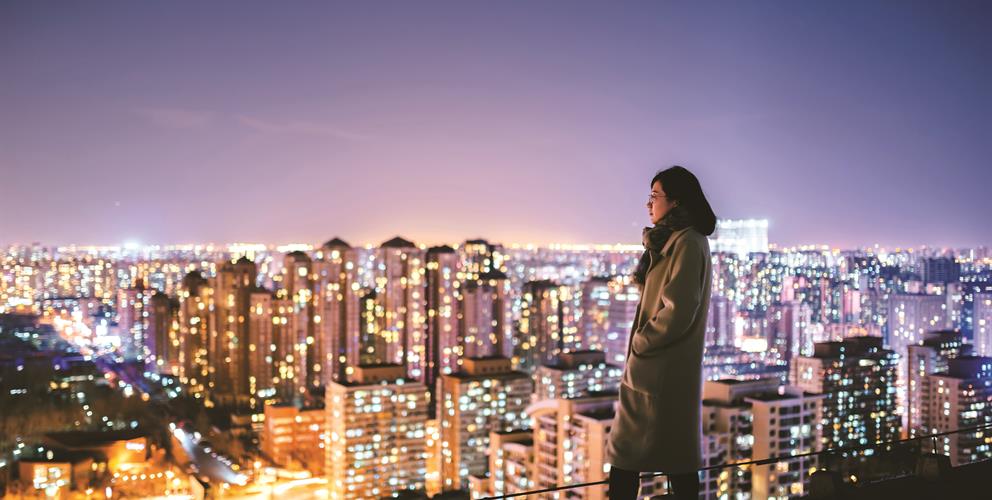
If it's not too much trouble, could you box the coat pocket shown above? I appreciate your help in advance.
[624,349,667,395]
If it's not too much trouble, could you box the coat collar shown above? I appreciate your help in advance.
[660,226,693,256]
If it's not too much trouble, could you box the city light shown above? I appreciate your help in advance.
[2,2,990,498]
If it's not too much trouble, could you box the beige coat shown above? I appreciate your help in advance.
[605,226,712,474]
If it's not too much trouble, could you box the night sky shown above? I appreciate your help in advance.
[2,1,990,249]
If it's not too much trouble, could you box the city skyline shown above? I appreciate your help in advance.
[4,230,992,498]
[2,1,991,249]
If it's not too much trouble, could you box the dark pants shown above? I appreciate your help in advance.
[608,465,699,500]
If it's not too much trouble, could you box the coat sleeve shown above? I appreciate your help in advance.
[630,235,705,357]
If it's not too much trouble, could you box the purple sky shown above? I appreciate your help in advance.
[1,1,990,249]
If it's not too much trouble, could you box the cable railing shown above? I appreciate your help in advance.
[480,421,992,499]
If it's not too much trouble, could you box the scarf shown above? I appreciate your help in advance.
[632,204,693,287]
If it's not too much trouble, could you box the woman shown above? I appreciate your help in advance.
[605,166,716,500]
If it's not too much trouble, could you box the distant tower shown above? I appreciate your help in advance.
[887,292,950,425]
[271,292,304,402]
[177,271,212,396]
[923,256,961,285]
[516,280,574,373]
[357,287,388,366]
[316,237,362,384]
[459,238,506,280]
[146,291,178,375]
[211,257,273,408]
[425,244,460,417]
[282,250,320,390]
[708,294,736,349]
[974,292,992,356]
[711,219,769,256]
[579,276,611,352]
[116,278,150,362]
[604,277,640,366]
[374,236,427,380]
[459,270,511,360]
[906,330,971,437]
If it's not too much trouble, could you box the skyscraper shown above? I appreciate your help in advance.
[579,276,611,353]
[604,278,639,367]
[887,292,950,425]
[316,237,362,384]
[906,330,972,437]
[357,287,388,366]
[281,251,320,391]
[767,300,814,363]
[746,388,823,498]
[516,280,575,373]
[702,378,824,499]
[923,257,961,285]
[470,429,533,499]
[425,244,461,413]
[570,396,675,498]
[438,357,531,491]
[533,350,620,402]
[707,294,736,350]
[211,257,273,408]
[887,292,949,359]
[922,356,992,466]
[325,364,429,499]
[116,278,150,361]
[459,270,511,360]
[246,284,274,407]
[177,271,212,396]
[271,294,305,402]
[374,236,428,380]
[974,292,992,356]
[477,393,667,500]
[146,290,178,375]
[261,403,325,474]
[459,238,506,281]
[792,337,900,453]
[711,219,770,257]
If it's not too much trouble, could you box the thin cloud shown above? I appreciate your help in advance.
[677,112,768,129]
[235,114,371,141]
[132,106,216,130]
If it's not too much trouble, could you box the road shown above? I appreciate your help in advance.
[90,353,246,488]
[172,426,246,487]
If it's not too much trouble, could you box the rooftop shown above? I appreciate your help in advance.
[427,244,456,254]
[285,250,311,261]
[380,236,416,248]
[322,237,351,249]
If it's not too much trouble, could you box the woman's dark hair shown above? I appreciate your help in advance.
[651,165,717,236]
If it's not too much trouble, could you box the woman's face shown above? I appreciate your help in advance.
[647,180,676,225]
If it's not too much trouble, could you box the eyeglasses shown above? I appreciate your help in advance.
[647,192,669,204]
